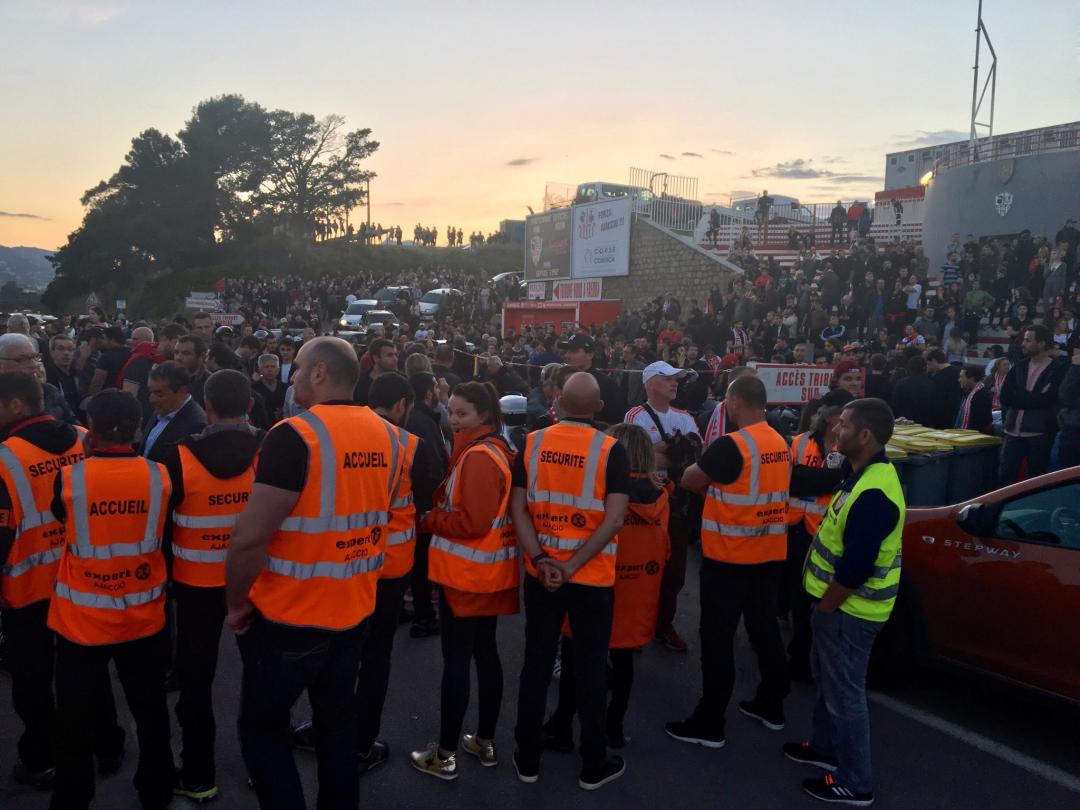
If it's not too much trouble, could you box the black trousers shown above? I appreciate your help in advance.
[174,582,226,785]
[550,637,635,735]
[656,508,691,634]
[52,630,174,810]
[437,590,503,752]
[4,599,56,772]
[515,575,613,771]
[694,559,790,732]
[355,575,408,751]
[410,532,436,623]
[238,615,367,810]
[783,524,814,673]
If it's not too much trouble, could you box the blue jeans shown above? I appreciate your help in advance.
[809,606,882,794]
[998,432,1052,487]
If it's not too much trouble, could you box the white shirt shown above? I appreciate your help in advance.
[625,403,700,444]
[905,283,922,310]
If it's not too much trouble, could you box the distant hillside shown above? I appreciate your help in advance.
[0,245,55,290]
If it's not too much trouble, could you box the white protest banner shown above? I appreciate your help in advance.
[527,281,546,300]
[750,363,834,405]
[571,196,631,278]
[210,312,244,326]
[552,279,602,301]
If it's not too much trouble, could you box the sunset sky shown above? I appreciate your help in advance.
[1,0,1077,251]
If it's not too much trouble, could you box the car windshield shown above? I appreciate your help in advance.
[420,291,444,304]
[345,302,371,314]
[373,288,396,299]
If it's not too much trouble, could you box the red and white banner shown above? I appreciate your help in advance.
[750,363,834,405]
[552,279,602,301]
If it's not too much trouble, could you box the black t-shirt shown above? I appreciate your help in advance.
[510,420,631,497]
[254,401,356,492]
[124,355,154,420]
[697,435,744,485]
[98,345,132,389]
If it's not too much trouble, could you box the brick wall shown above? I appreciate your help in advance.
[603,216,737,309]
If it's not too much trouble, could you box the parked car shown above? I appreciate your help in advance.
[418,288,461,318]
[360,310,400,331]
[337,299,379,331]
[373,286,421,307]
[876,468,1080,702]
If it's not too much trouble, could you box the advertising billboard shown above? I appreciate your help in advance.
[524,208,572,281]
[571,196,631,278]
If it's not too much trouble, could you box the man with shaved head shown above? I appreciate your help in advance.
[123,326,167,421]
[511,370,632,790]
[226,335,406,809]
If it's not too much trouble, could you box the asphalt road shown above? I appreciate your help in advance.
[2,548,1078,809]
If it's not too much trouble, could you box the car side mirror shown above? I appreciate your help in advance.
[957,503,994,537]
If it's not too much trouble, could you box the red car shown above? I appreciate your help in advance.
[879,468,1080,703]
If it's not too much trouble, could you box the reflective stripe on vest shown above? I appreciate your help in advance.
[802,460,905,622]
[248,405,399,630]
[523,423,617,587]
[48,455,170,646]
[428,440,519,594]
[382,426,418,578]
[700,422,789,564]
[0,433,86,606]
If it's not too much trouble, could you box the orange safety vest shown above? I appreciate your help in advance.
[171,443,256,588]
[788,432,834,535]
[700,420,790,564]
[522,421,618,587]
[428,439,518,593]
[382,426,418,580]
[0,427,86,607]
[48,454,171,646]
[247,404,403,630]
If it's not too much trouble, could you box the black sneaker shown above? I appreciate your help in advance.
[173,776,219,803]
[291,720,316,752]
[542,719,574,753]
[738,699,785,731]
[410,617,441,638]
[359,740,390,773]
[12,763,55,791]
[783,740,838,771]
[512,751,539,784]
[664,717,725,749]
[802,774,874,806]
[578,755,626,791]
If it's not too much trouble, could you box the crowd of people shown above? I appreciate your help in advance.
[0,213,1077,808]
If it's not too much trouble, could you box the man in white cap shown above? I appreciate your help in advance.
[624,361,702,651]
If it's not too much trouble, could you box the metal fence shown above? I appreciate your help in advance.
[933,121,1080,176]
[628,167,701,232]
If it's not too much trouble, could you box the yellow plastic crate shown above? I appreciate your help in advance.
[885,444,908,459]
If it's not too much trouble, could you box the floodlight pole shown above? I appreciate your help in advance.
[969,0,997,160]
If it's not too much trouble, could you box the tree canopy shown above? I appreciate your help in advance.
[44,94,378,310]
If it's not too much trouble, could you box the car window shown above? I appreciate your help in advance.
[420,292,443,304]
[994,483,1080,550]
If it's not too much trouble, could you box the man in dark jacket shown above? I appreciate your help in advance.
[141,362,208,462]
[1055,349,1080,468]
[925,349,961,429]
[559,333,625,426]
[999,325,1066,485]
[405,372,449,638]
[160,369,264,800]
[890,355,938,426]
[956,365,994,434]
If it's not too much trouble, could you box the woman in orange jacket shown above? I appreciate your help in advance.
[409,382,519,781]
[543,422,670,749]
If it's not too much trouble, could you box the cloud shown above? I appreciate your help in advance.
[711,149,735,155]
[506,157,537,167]
[894,129,968,148]
[821,156,847,164]
[751,158,833,179]
[658,153,675,160]
[681,151,703,158]
[0,211,48,220]
[385,202,406,207]
[823,174,883,185]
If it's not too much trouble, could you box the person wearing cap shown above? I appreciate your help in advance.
[48,390,176,810]
[832,360,862,398]
[559,333,625,426]
[624,361,701,652]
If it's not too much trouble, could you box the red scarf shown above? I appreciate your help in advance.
[118,341,163,385]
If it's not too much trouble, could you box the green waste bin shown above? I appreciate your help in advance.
[946,444,1000,504]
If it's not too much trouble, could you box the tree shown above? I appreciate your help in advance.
[254,112,378,237]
